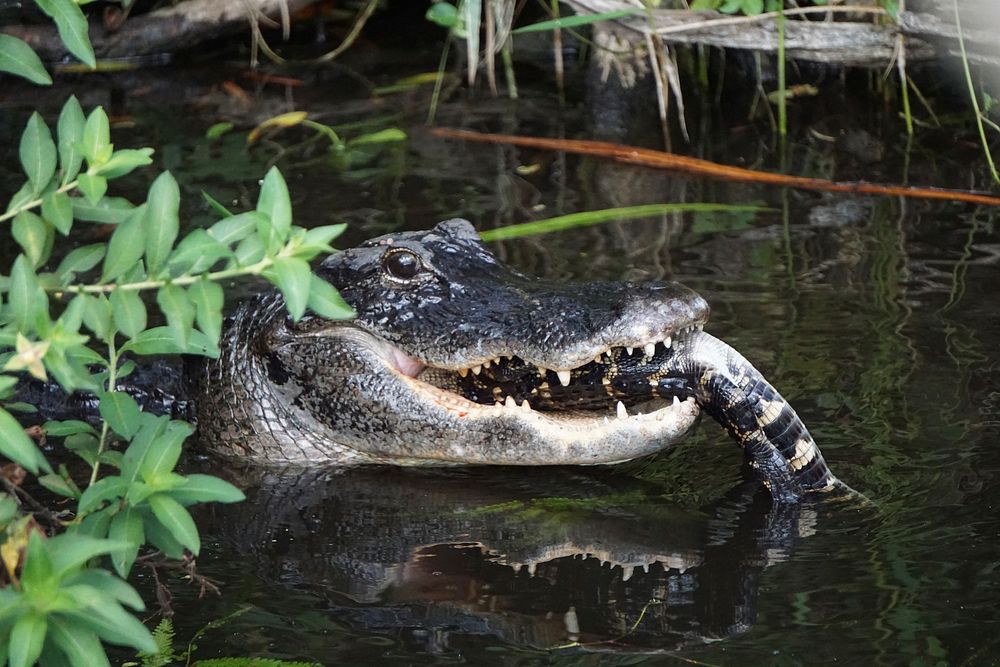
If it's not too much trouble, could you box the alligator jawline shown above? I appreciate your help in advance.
[383,333,700,425]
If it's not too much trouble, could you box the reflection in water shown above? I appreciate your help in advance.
[204,466,829,654]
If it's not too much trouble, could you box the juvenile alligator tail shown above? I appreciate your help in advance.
[662,330,838,502]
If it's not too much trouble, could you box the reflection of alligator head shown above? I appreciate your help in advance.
[208,466,817,652]
[196,219,839,500]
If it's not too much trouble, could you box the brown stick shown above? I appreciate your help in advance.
[430,127,1000,207]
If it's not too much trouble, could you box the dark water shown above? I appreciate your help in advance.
[2,29,999,666]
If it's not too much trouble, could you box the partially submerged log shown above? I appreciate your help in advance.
[2,0,322,62]
[563,0,1000,69]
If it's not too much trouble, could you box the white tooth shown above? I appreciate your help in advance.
[483,359,492,368]
[644,342,656,358]
[594,355,602,364]
[505,395,517,408]
[458,368,469,378]
[625,346,634,356]
[672,395,681,407]
[621,565,634,582]
[494,357,502,365]
[537,367,548,377]
[471,365,482,375]
[616,401,628,419]
[664,336,671,348]
[527,562,537,576]
[521,399,531,412]
[605,350,614,359]
[604,416,610,424]
[641,563,649,573]
[557,370,572,387]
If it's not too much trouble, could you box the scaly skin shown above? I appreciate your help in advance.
[194,219,841,500]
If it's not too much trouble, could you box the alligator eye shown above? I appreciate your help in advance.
[382,249,422,281]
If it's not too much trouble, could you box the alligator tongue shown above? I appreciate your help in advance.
[391,348,426,378]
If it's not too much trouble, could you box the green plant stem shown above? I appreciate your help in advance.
[776,6,787,139]
[0,180,79,224]
[51,258,275,295]
[90,337,118,486]
[953,0,1000,185]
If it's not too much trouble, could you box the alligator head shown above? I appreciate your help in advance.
[197,219,840,500]
[198,219,707,465]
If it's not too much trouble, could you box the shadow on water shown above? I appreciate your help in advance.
[189,464,856,661]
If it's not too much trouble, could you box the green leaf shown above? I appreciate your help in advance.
[168,229,230,275]
[139,427,189,478]
[19,112,57,195]
[348,128,407,147]
[43,419,96,437]
[306,275,355,319]
[94,148,154,179]
[233,234,265,266]
[256,167,292,251]
[38,472,81,499]
[34,0,96,67]
[110,288,146,338]
[207,210,263,245]
[47,617,111,667]
[98,391,142,439]
[169,474,245,505]
[80,107,110,166]
[57,96,85,185]
[56,244,105,282]
[108,505,144,578]
[48,534,130,578]
[302,223,347,251]
[156,284,194,349]
[42,190,73,235]
[12,211,54,269]
[205,121,234,139]
[0,407,51,474]
[426,1,459,28]
[77,476,129,514]
[62,568,144,610]
[266,256,311,321]
[0,34,52,85]
[187,279,224,342]
[8,255,40,334]
[143,172,180,276]
[81,293,112,342]
[9,611,46,667]
[72,196,133,223]
[100,205,146,283]
[64,603,156,654]
[147,494,200,555]
[20,531,53,588]
[76,173,107,205]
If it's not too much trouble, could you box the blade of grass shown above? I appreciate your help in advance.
[478,203,769,241]
[953,0,999,185]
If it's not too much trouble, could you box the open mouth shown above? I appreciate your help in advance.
[385,325,705,426]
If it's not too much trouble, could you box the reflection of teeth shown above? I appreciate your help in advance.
[557,370,572,387]
[644,342,656,358]
[616,401,628,419]
[471,365,482,375]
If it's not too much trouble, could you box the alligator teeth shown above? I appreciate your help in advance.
[483,359,492,369]
[537,366,548,378]
[664,335,671,348]
[593,355,603,364]
[625,346,634,356]
[672,395,681,407]
[621,565,635,582]
[471,365,482,375]
[556,370,572,387]
[505,395,517,408]
[493,356,502,365]
[644,342,656,358]
[458,368,469,378]
[616,401,628,419]
[521,400,531,412]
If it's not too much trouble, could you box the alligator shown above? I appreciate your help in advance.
[193,219,840,502]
